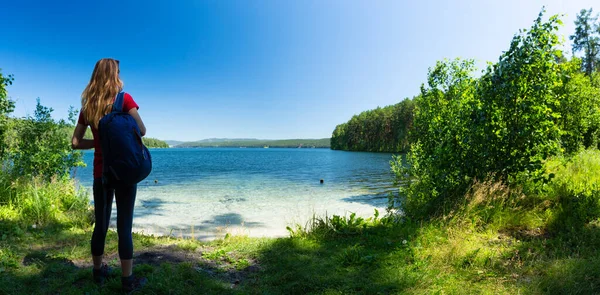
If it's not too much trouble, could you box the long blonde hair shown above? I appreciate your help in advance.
[81,58,123,129]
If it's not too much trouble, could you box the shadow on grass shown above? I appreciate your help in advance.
[237,205,600,294]
[3,214,426,294]
[9,202,600,294]
[239,222,421,294]
[506,221,600,294]
[0,218,249,295]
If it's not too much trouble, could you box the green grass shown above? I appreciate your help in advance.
[2,150,600,294]
[4,212,590,295]
[2,211,600,294]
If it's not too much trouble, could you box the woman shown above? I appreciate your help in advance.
[71,58,147,292]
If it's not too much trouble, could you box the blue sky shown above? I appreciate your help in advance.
[0,0,597,141]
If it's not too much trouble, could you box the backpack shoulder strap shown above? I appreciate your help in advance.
[112,91,125,112]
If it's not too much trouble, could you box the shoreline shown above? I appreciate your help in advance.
[125,203,387,241]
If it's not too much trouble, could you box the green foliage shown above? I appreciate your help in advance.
[6,99,84,179]
[398,11,572,219]
[555,61,600,153]
[331,98,415,152]
[0,70,15,161]
[0,172,92,231]
[401,58,479,217]
[1,71,83,180]
[335,244,367,266]
[476,12,564,181]
[287,209,386,238]
[142,137,170,148]
[0,70,90,235]
[570,8,600,76]
[545,149,600,232]
[439,149,600,243]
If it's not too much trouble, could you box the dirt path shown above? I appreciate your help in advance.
[25,244,261,290]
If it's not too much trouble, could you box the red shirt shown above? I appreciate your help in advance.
[78,93,139,178]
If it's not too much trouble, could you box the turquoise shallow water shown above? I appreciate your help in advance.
[74,148,397,240]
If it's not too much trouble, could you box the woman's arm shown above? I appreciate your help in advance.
[128,108,146,136]
[72,123,94,149]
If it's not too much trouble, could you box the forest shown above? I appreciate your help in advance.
[331,99,414,152]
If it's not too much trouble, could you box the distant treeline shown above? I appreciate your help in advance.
[73,125,169,148]
[176,138,330,148]
[142,137,169,148]
[331,99,415,153]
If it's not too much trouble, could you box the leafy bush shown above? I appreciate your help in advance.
[399,58,479,218]
[0,70,91,232]
[555,66,600,153]
[7,100,84,179]
[396,11,574,220]
[0,71,15,162]
[287,209,386,238]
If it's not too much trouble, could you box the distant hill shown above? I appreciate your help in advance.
[166,138,259,146]
[175,138,331,148]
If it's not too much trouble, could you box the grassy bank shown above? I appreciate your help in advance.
[2,150,600,294]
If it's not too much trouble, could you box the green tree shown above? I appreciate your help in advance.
[0,70,15,161]
[570,8,600,76]
[330,98,415,153]
[476,11,564,181]
[397,59,479,217]
[396,10,567,219]
[331,123,348,150]
[9,99,83,179]
[555,59,600,153]
[142,137,170,148]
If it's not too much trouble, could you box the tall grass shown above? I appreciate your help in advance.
[544,149,600,232]
[0,172,92,233]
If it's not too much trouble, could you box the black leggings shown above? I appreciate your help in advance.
[91,178,137,260]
